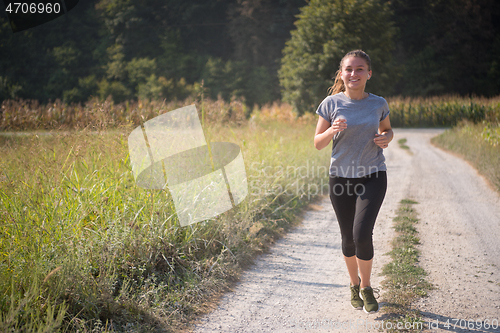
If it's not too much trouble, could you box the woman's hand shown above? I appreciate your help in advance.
[331,118,347,134]
[314,117,347,150]
[373,132,390,149]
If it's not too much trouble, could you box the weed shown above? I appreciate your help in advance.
[381,199,432,332]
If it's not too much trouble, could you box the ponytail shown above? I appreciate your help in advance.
[328,69,345,95]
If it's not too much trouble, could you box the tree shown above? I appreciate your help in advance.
[279,0,396,115]
[227,0,306,101]
[390,0,500,96]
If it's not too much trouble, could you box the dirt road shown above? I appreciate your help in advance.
[191,128,500,333]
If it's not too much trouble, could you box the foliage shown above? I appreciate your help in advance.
[0,0,104,102]
[279,0,396,114]
[390,0,500,96]
[0,0,303,108]
[227,0,307,102]
[201,58,273,107]
[1,0,500,112]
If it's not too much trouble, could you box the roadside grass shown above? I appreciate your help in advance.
[0,103,330,332]
[381,199,433,332]
[431,121,500,193]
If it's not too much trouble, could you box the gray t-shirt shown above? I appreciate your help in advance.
[316,92,390,178]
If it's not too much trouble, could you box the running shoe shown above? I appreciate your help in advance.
[360,286,379,314]
[350,277,363,310]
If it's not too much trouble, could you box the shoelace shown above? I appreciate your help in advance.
[351,285,361,297]
[361,287,381,301]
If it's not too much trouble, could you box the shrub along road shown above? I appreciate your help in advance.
[190,128,500,333]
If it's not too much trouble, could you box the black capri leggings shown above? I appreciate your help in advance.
[328,171,387,261]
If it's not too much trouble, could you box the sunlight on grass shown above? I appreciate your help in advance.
[0,106,330,331]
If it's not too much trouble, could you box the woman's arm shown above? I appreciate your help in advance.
[314,116,346,150]
[373,115,393,149]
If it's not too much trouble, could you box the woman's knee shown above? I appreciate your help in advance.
[354,233,373,259]
[342,241,356,258]
[356,250,374,261]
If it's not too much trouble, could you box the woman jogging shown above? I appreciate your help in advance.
[313,50,393,314]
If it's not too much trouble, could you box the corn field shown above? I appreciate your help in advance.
[0,96,249,131]
[1,95,500,131]
[387,95,500,127]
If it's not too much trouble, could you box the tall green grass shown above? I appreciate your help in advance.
[0,102,330,332]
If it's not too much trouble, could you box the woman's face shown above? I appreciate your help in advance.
[341,56,371,91]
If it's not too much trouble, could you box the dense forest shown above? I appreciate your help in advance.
[0,0,499,113]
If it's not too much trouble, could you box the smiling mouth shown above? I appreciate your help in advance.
[349,79,359,82]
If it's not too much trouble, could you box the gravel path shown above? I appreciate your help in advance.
[190,128,500,333]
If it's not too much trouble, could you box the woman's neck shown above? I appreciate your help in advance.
[343,90,368,100]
